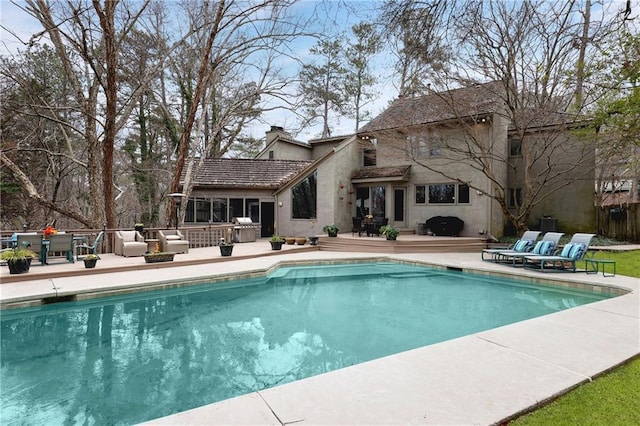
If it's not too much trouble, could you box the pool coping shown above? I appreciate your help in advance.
[2,251,638,425]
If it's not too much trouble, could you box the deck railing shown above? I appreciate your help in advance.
[1,224,258,255]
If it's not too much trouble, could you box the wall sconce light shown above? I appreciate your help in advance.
[476,190,484,196]
[278,201,283,207]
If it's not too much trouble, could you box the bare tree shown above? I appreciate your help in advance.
[164,0,316,224]
[379,0,452,96]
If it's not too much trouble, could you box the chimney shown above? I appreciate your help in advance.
[265,126,291,145]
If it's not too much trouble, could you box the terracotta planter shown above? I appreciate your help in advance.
[7,258,31,274]
[295,237,307,245]
[285,237,296,245]
[219,245,234,256]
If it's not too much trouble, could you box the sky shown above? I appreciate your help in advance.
[0,0,395,143]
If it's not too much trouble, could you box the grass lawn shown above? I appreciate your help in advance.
[510,249,640,425]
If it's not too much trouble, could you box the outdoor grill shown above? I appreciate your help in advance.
[232,217,257,243]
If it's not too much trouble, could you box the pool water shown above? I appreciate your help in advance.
[0,262,613,425]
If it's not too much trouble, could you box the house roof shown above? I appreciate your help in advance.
[186,158,313,189]
[358,82,503,133]
[308,134,354,145]
[351,166,411,183]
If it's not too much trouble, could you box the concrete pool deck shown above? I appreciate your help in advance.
[1,242,638,425]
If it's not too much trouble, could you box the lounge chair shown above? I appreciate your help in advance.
[481,230,541,262]
[524,233,596,272]
[114,230,147,257]
[158,229,189,253]
[76,231,104,260]
[46,233,75,264]
[497,232,564,266]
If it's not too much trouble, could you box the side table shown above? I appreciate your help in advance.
[585,258,616,277]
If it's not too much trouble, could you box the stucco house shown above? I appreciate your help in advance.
[182,82,595,239]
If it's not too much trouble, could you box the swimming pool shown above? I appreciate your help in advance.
[0,261,615,425]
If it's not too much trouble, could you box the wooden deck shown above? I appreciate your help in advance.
[317,234,487,253]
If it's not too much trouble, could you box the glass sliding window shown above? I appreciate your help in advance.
[246,198,260,223]
[230,198,244,220]
[356,187,370,217]
[372,186,385,217]
[196,199,211,222]
[185,199,195,222]
[292,170,317,219]
[212,198,228,222]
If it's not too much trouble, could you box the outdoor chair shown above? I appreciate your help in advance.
[497,232,564,266]
[76,231,104,260]
[16,233,45,265]
[158,229,189,253]
[352,217,363,236]
[524,233,596,272]
[46,233,75,264]
[481,231,541,262]
[114,230,147,257]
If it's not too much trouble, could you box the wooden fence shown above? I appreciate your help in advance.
[596,203,640,242]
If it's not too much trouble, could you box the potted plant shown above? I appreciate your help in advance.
[380,224,399,240]
[308,236,319,245]
[1,243,35,274]
[83,254,98,269]
[322,224,339,237]
[269,235,284,250]
[219,238,234,256]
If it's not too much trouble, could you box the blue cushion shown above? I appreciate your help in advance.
[560,243,585,259]
[568,243,586,259]
[533,240,555,255]
[514,239,532,252]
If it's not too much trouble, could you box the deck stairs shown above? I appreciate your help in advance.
[317,234,487,254]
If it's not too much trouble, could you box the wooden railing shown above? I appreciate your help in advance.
[1,224,258,255]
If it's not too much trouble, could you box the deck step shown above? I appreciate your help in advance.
[317,235,486,253]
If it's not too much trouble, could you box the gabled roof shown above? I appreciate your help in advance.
[186,158,313,189]
[351,166,411,183]
[255,135,311,159]
[358,81,503,133]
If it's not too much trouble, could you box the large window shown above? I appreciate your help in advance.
[509,188,522,208]
[509,138,522,157]
[292,170,317,219]
[415,183,470,205]
[184,197,261,223]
